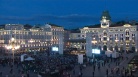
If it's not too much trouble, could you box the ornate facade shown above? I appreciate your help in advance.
[80,11,138,52]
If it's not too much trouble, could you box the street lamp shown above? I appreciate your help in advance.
[5,37,20,77]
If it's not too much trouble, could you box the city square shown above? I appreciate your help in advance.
[0,0,138,77]
[0,50,138,77]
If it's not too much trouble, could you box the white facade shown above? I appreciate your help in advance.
[43,24,64,46]
[0,24,64,53]
[80,11,138,52]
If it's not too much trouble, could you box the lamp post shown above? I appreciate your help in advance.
[5,37,20,77]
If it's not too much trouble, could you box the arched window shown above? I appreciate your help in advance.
[104,32,107,36]
[125,29,129,35]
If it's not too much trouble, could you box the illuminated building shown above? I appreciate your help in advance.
[0,23,64,53]
[68,29,86,50]
[80,11,138,52]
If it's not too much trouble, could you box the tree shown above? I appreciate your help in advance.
[24,24,32,29]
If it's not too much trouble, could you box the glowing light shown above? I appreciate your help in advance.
[11,37,15,42]
[91,40,97,44]
[115,39,119,42]
[92,49,100,54]
[29,39,34,43]
[15,45,20,50]
[5,45,12,49]
[5,37,20,50]
[103,19,106,22]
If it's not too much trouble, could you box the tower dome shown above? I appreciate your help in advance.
[101,10,111,21]
[100,10,111,28]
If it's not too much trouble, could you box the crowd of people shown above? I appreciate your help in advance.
[22,53,78,77]
[0,51,79,77]
[0,51,136,77]
[71,52,135,77]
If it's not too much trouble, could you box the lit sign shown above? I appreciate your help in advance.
[92,49,100,54]
[52,47,58,52]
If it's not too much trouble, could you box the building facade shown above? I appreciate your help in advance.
[68,29,86,50]
[80,11,138,52]
[0,24,64,53]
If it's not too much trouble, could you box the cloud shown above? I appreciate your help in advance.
[0,14,101,29]
[0,14,99,22]
[59,14,99,22]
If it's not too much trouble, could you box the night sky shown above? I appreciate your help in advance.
[0,0,138,29]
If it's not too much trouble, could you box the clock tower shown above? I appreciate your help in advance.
[100,11,111,28]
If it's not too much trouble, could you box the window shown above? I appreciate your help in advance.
[103,32,107,36]
[132,34,135,37]
[132,37,135,41]
[110,29,113,32]
[78,35,80,37]
[99,38,101,41]
[126,31,129,35]
[103,37,107,41]
[120,29,123,31]
[120,38,123,40]
[110,38,113,40]
[126,37,129,40]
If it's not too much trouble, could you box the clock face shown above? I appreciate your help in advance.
[102,23,107,26]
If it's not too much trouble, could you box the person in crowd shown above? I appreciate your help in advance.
[92,71,94,77]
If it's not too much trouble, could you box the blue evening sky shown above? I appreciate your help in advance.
[0,0,138,29]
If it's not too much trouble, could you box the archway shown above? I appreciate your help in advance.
[131,47,135,52]
[115,46,118,51]
[82,45,84,50]
[103,45,107,51]
[120,46,123,51]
